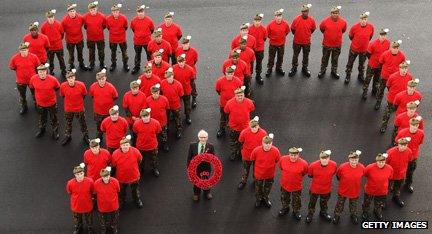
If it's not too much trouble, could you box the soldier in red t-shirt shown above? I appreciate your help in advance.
[158,12,183,64]
[174,54,196,124]
[160,69,184,137]
[248,14,267,83]
[106,4,129,72]
[94,167,120,233]
[123,80,146,145]
[23,22,50,64]
[83,138,111,182]
[131,5,155,74]
[146,84,170,150]
[266,9,290,77]
[100,105,128,153]
[83,1,107,70]
[176,36,199,106]
[392,101,422,143]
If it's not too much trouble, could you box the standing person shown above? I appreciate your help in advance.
[317,6,347,79]
[231,23,256,51]
[83,138,111,182]
[288,4,316,78]
[83,1,107,71]
[62,3,89,71]
[344,12,374,83]
[29,63,60,139]
[332,151,365,225]
[106,3,129,72]
[362,153,393,221]
[139,63,161,96]
[160,69,184,137]
[278,147,308,220]
[59,69,90,145]
[393,80,422,115]
[9,42,40,114]
[100,105,128,153]
[150,49,171,79]
[23,21,50,64]
[231,38,255,96]
[41,9,66,78]
[187,130,216,202]
[361,28,390,99]
[66,164,94,234]
[305,150,337,223]
[222,50,250,92]
[173,54,196,124]
[146,84,170,150]
[176,36,199,107]
[158,11,183,64]
[248,14,267,84]
[122,79,147,143]
[93,167,120,234]
[251,134,281,208]
[266,8,290,77]
[147,28,172,63]
[393,101,424,142]
[131,5,155,75]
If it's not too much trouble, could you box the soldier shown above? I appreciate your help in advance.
[266,9,290,77]
[89,69,118,139]
[224,87,256,161]
[232,23,256,50]
[332,151,365,225]
[288,4,316,78]
[131,4,155,74]
[62,4,89,71]
[393,79,422,115]
[41,9,67,78]
[100,105,128,153]
[362,28,391,99]
[66,163,94,234]
[362,153,393,221]
[176,36,199,107]
[9,42,40,114]
[147,28,172,63]
[278,147,308,220]
[374,40,406,110]
[94,167,120,234]
[237,116,267,189]
[173,54,196,124]
[59,69,90,145]
[158,11,183,64]
[146,84,170,150]
[393,101,424,143]
[150,49,171,79]
[248,14,267,84]
[29,63,60,139]
[160,69,184,138]
[344,12,374,83]
[386,137,413,207]
[133,108,162,177]
[395,117,425,193]
[222,50,250,96]
[122,79,147,144]
[23,22,50,64]
[111,135,144,209]
[215,66,242,137]
[139,63,161,96]
[83,1,107,71]
[251,134,281,208]
[83,138,111,182]
[317,6,347,79]
[106,3,129,72]
[232,38,255,95]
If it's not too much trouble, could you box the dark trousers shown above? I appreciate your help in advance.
[406,159,417,186]
[363,66,381,92]
[72,212,93,230]
[333,194,359,216]
[228,127,241,160]
[308,192,331,215]
[243,76,251,97]
[38,104,59,132]
[109,42,128,64]
[87,40,105,66]
[345,49,367,76]
[170,53,177,65]
[193,174,210,196]
[182,95,191,117]
[281,188,302,213]
[47,50,66,74]
[140,149,159,171]
[167,109,182,133]
[191,80,198,99]
[255,178,274,201]
[99,210,119,232]
[66,41,85,66]
[64,111,89,137]
[362,193,386,216]
[253,50,264,75]
[219,107,227,130]
[120,181,141,204]
[133,44,151,69]
[17,84,35,108]
[240,160,254,183]
[93,114,109,138]
[320,46,341,73]
[158,126,168,146]
[291,43,311,69]
[381,102,396,128]
[376,78,387,105]
[390,180,404,197]
[267,44,285,70]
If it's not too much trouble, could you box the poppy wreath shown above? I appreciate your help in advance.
[187,153,223,190]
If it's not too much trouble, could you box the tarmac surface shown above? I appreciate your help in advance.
[0,0,431,233]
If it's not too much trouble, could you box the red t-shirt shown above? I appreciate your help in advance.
[122,90,147,125]
[251,146,281,180]
[111,147,142,183]
[133,118,162,150]
[131,16,155,45]
[106,14,128,43]
[100,116,128,148]
[215,76,242,107]
[23,33,50,63]
[308,160,337,194]
[367,38,391,68]
[158,22,182,51]
[151,60,171,79]
[393,90,423,115]
[224,97,255,131]
[60,81,87,112]
[66,177,94,213]
[248,24,268,51]
[386,71,412,103]
[83,148,111,181]
[145,95,169,127]
[9,52,40,84]
[349,22,374,52]
[230,47,255,71]
[395,128,424,160]
[379,50,406,80]
[138,74,161,97]
[394,112,424,132]
[291,15,316,45]
[29,74,60,107]
[364,163,393,196]
[386,147,413,180]
[147,39,172,62]
[238,127,267,160]
[175,46,199,73]
[61,14,84,43]
[222,58,250,82]
[173,64,196,95]
[319,16,347,47]
[89,82,118,115]
[94,177,120,212]
[279,156,308,192]
[336,162,365,198]
[83,12,106,42]
[267,19,290,46]
[41,20,64,50]
[160,79,183,110]
[231,34,256,50]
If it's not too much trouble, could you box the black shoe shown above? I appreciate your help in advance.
[72,227,82,234]
[52,131,60,140]
[185,117,192,125]
[361,90,368,100]
[374,212,383,221]
[69,64,75,70]
[317,71,325,79]
[216,129,225,138]
[83,134,90,144]
[302,68,311,78]
[100,63,106,70]
[276,69,285,76]
[131,67,140,75]
[380,125,387,133]
[344,74,351,84]
[35,128,45,138]
[320,212,332,222]
[255,200,261,208]
[362,212,369,221]
[79,63,89,71]
[113,229,119,234]
[263,199,272,208]
[374,102,381,110]
[176,131,182,139]
[109,63,116,72]
[237,182,246,190]
[392,196,405,207]
[19,105,28,115]
[123,64,130,72]
[351,214,359,225]
[288,68,297,77]
[332,215,340,225]
[136,199,143,209]
[293,212,302,221]
[88,64,95,71]
[405,184,414,193]
[265,69,272,78]
[305,214,313,224]
[331,71,340,79]
[61,136,71,146]
[255,75,264,85]
[192,98,197,109]
[153,168,160,177]
[163,143,170,152]
[278,208,289,217]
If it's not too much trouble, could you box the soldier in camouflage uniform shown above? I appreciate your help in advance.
[391,101,419,143]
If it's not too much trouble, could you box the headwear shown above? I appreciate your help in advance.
[151,83,161,93]
[111,3,122,11]
[153,28,163,37]
[232,49,241,59]
[301,4,312,12]
[120,135,132,145]
[348,150,362,158]
[254,13,264,21]
[67,3,77,12]
[88,1,99,9]
[29,21,39,31]
[391,40,402,48]
[140,108,151,117]
[73,163,85,174]
[96,68,107,80]
[181,35,192,44]
[164,11,174,18]
[45,9,56,18]
[109,105,119,115]
[409,116,422,125]
[289,147,303,154]
[100,167,111,177]
[263,133,274,144]
[89,138,101,148]
[274,8,284,16]
[360,11,370,19]
[177,54,186,63]
[137,4,149,12]
[226,65,236,74]
[406,100,420,109]
[164,67,174,78]
[375,153,388,161]
[399,60,410,68]
[240,23,250,30]
[37,63,49,71]
[19,42,30,50]
[379,28,390,35]
[66,69,76,79]
[234,86,246,94]
[153,48,164,57]
[397,137,411,145]
[249,116,259,127]
[144,63,152,72]
[407,79,420,87]
[331,6,342,13]
[319,150,332,158]
[130,79,141,89]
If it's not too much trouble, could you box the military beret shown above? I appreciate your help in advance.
[409,116,422,125]
[391,40,402,48]
[254,13,264,21]
[165,67,174,78]
[399,60,410,68]
[45,9,56,18]
[234,86,246,94]
[331,6,342,13]
[379,28,390,35]
[407,79,419,87]
[181,35,192,44]
[144,63,152,72]
[88,1,99,9]
[130,79,141,89]
[375,153,387,161]
[109,105,119,115]
[120,135,132,145]
[360,11,370,19]
[232,49,241,59]
[96,68,107,79]
[249,116,259,127]
[37,63,49,71]
[73,163,85,174]
[89,138,101,148]
[164,11,174,19]
[153,48,164,57]
[111,3,122,11]
[397,137,411,145]
[240,23,250,30]
[274,8,284,16]
[19,42,30,50]
[319,150,332,158]
[140,108,151,117]
[66,69,76,79]
[177,54,186,63]
[67,3,77,12]
[301,4,312,12]
[153,28,163,37]
[348,150,362,158]
[406,100,420,109]
[151,83,161,93]
[262,133,274,144]
[226,65,236,74]
[289,147,303,154]
[136,4,149,12]
[29,21,39,31]
[100,167,111,177]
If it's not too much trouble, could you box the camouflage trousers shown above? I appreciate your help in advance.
[320,46,341,73]
[375,79,387,106]
[191,80,198,99]
[140,149,159,171]
[406,159,417,186]
[66,41,85,66]
[333,194,359,216]
[94,114,109,138]
[72,212,93,229]
[158,126,168,145]
[87,40,105,66]
[16,83,35,108]
[363,66,381,93]
[381,102,396,128]
[308,192,331,215]
[362,193,386,216]
[64,111,89,137]
[182,95,191,117]
[99,210,119,232]
[267,44,285,70]
[390,179,404,197]
[47,50,66,75]
[38,104,59,132]
[345,49,367,76]
[281,188,302,213]
[243,76,251,97]
[120,181,141,204]
[253,50,264,75]
[255,178,274,201]
[109,42,128,64]
[228,127,241,160]
[391,126,399,146]
[240,160,254,183]
[292,43,311,69]
[167,109,182,133]
[219,107,228,130]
